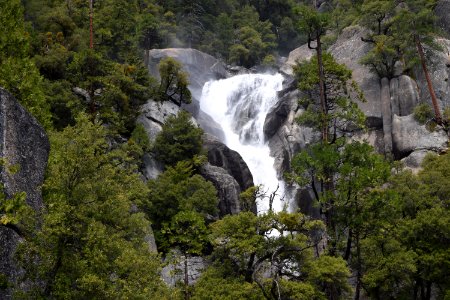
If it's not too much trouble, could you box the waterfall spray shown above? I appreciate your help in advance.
[200,73,287,213]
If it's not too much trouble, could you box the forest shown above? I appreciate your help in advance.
[0,0,449,299]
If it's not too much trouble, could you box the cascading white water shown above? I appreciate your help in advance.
[200,73,287,214]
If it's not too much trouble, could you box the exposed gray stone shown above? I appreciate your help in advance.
[329,26,382,123]
[0,88,49,299]
[265,88,321,177]
[140,100,180,127]
[436,0,450,36]
[381,77,393,154]
[390,75,420,117]
[413,38,450,111]
[200,163,242,217]
[392,114,448,158]
[147,48,228,102]
[203,134,254,192]
[280,44,315,76]
[401,150,434,173]
[162,252,207,287]
[141,153,164,181]
[350,129,386,155]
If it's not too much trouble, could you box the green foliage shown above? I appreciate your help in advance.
[192,264,264,300]
[414,103,434,124]
[0,0,51,127]
[296,4,330,42]
[294,52,366,140]
[15,114,168,298]
[142,160,218,253]
[153,111,204,167]
[161,211,209,256]
[208,210,351,299]
[158,57,192,106]
[130,123,151,152]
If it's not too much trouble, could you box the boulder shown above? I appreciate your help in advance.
[137,100,179,143]
[392,114,448,158]
[280,44,315,76]
[329,26,382,125]
[200,163,242,217]
[436,0,450,36]
[0,88,49,299]
[203,134,254,191]
[401,150,434,173]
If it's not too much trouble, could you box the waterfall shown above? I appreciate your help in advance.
[200,73,287,214]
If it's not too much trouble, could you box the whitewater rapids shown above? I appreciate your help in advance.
[200,73,288,213]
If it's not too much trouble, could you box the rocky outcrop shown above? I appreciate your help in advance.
[413,38,450,111]
[329,26,382,127]
[200,163,242,217]
[392,114,448,159]
[137,100,181,143]
[146,48,226,140]
[280,44,314,76]
[436,0,450,36]
[264,88,321,177]
[162,253,207,287]
[203,134,254,191]
[0,88,49,299]
[147,48,228,99]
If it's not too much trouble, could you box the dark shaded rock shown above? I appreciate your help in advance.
[203,134,254,191]
[0,88,49,299]
[200,163,241,217]
[264,93,293,140]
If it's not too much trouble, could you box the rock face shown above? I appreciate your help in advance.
[201,134,255,216]
[329,26,382,126]
[392,114,448,158]
[200,163,242,216]
[264,88,321,177]
[147,48,228,99]
[0,88,49,299]
[137,100,181,144]
[146,48,226,140]
[280,44,314,76]
[436,0,450,36]
[203,134,253,191]
[162,253,207,287]
[413,38,450,111]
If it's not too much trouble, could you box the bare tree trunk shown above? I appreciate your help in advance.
[415,35,442,123]
[316,34,328,142]
[89,0,94,49]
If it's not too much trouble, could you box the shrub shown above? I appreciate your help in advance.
[153,111,203,166]
[413,103,434,124]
